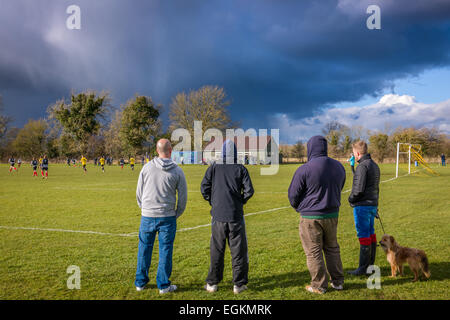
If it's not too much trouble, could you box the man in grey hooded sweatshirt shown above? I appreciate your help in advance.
[135,139,187,294]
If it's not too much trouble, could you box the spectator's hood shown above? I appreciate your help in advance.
[222,139,237,164]
[307,135,328,161]
[153,157,177,171]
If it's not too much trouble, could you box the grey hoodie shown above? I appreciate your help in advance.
[136,157,188,218]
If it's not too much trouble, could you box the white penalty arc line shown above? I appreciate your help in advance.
[0,170,420,238]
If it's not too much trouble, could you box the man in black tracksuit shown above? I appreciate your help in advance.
[348,140,381,276]
[201,139,254,294]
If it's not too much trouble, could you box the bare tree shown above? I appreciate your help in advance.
[169,85,233,148]
[103,110,124,158]
[0,95,12,141]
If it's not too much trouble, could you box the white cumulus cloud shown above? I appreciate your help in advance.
[275,94,450,144]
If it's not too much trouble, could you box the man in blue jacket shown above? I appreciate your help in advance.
[348,153,356,174]
[201,140,254,294]
[288,136,346,294]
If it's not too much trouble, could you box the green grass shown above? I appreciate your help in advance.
[0,162,449,300]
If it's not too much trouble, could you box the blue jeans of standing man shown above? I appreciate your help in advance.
[135,216,177,289]
[353,206,378,246]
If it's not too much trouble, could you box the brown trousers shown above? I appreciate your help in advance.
[299,217,344,291]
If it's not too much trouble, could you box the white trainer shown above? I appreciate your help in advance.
[330,283,344,290]
[204,284,218,292]
[136,285,147,291]
[159,284,177,294]
[233,285,248,294]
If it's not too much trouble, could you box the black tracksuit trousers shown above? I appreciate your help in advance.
[206,218,249,287]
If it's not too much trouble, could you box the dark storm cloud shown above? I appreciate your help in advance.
[1,0,450,134]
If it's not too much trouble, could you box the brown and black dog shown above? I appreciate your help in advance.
[379,234,431,282]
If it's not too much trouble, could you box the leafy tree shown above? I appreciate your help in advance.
[369,132,389,163]
[390,127,447,157]
[341,135,353,155]
[12,119,48,158]
[48,91,110,153]
[58,134,78,158]
[291,140,305,160]
[119,95,161,155]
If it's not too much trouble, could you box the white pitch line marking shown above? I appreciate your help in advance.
[0,225,136,237]
[1,170,420,237]
[177,206,291,232]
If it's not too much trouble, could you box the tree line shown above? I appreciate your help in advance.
[281,120,449,163]
[1,91,449,163]
[0,85,234,161]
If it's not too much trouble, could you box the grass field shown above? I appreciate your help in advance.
[0,162,449,300]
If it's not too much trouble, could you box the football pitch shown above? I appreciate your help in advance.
[0,163,449,300]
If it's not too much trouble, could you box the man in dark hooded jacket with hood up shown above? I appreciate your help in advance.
[201,139,254,294]
[288,135,346,294]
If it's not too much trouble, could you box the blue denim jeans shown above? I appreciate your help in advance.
[353,206,377,242]
[134,216,177,289]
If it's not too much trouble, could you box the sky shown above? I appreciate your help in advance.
[1,0,450,144]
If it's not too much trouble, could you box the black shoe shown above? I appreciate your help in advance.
[348,245,371,276]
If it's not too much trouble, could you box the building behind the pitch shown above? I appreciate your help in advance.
[171,136,277,165]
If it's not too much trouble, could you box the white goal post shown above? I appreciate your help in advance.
[395,142,421,178]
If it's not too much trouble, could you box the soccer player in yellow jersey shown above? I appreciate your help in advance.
[81,155,87,173]
[130,157,135,171]
[99,156,105,173]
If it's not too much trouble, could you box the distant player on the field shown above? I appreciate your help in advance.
[41,155,49,179]
[8,156,17,173]
[81,155,87,173]
[31,158,38,177]
[120,157,125,169]
[17,158,22,168]
[67,158,71,166]
[130,156,135,171]
[99,156,105,173]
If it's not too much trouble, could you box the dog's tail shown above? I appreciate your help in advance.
[421,254,431,279]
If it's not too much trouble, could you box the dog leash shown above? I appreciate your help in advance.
[376,208,386,234]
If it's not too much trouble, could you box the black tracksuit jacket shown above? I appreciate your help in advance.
[201,163,254,222]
